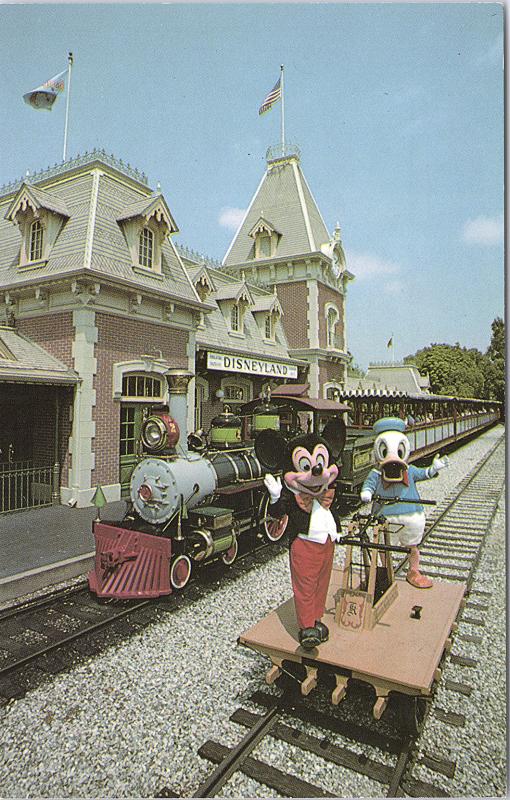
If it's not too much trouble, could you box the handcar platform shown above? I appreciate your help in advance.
[239,566,465,716]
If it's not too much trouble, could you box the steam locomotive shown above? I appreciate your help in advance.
[88,393,350,599]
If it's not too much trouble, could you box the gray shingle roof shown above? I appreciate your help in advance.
[0,327,79,384]
[223,154,331,267]
[0,160,203,309]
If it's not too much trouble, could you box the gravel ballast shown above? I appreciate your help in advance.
[0,425,506,798]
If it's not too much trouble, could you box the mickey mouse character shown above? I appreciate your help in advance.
[360,417,449,588]
[257,423,345,651]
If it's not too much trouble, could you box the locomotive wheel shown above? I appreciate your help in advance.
[170,554,192,591]
[221,537,239,566]
[396,694,427,737]
[260,496,288,542]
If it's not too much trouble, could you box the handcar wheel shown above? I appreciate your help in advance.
[260,496,288,543]
[397,694,427,737]
[170,554,192,591]
[221,537,239,566]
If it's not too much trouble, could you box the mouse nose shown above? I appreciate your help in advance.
[312,463,323,476]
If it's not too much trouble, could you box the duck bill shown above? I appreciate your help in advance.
[380,458,408,483]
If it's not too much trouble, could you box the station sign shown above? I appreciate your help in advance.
[207,351,298,379]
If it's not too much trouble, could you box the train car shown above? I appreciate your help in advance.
[88,395,350,600]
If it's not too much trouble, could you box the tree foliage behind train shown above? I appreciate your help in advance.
[404,317,504,402]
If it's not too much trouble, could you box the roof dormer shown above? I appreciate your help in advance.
[5,183,70,269]
[251,289,283,342]
[191,265,217,302]
[117,194,178,276]
[214,279,254,336]
[248,216,280,259]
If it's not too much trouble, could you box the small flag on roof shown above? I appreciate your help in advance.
[387,336,393,348]
[23,68,67,111]
[259,76,282,115]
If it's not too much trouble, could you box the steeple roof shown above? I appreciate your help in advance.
[223,153,331,267]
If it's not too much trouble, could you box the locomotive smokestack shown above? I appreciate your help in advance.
[166,369,193,454]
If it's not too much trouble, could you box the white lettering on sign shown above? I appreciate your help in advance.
[207,351,298,379]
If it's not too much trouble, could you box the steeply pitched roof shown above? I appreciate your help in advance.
[223,154,331,267]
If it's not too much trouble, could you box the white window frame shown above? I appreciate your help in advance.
[139,227,154,269]
[29,219,43,262]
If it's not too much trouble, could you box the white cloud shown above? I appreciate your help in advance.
[346,251,401,280]
[462,214,503,246]
[218,207,246,231]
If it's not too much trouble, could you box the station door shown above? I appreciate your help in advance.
[119,404,151,497]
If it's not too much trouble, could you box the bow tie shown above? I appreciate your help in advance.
[295,487,335,513]
[382,470,409,490]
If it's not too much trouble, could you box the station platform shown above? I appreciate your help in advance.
[0,500,127,606]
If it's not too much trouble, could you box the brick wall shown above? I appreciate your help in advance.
[17,313,74,368]
[319,361,345,392]
[275,282,309,348]
[92,313,189,486]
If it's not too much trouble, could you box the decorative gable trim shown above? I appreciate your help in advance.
[248,215,281,260]
[116,194,178,235]
[116,194,178,275]
[5,182,70,269]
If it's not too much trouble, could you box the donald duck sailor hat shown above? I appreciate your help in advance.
[373,417,406,435]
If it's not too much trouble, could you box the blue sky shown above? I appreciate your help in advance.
[0,3,503,369]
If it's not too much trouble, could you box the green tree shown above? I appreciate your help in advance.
[483,317,505,403]
[404,343,486,398]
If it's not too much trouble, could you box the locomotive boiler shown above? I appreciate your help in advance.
[88,406,273,599]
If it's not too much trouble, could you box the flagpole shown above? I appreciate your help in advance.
[62,52,73,162]
[280,64,285,157]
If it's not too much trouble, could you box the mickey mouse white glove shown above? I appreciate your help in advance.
[264,474,282,503]
[360,490,373,504]
[432,455,449,472]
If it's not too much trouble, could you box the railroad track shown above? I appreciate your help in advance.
[0,536,282,705]
[174,435,505,798]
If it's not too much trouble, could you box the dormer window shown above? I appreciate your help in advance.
[29,220,43,262]
[265,314,273,339]
[231,303,240,332]
[249,217,280,260]
[117,194,179,277]
[139,227,154,269]
[5,182,70,269]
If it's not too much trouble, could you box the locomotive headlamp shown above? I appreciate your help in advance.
[142,417,167,450]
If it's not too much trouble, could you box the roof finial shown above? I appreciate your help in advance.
[334,221,342,241]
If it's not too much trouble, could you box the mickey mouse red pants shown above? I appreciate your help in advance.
[289,536,335,629]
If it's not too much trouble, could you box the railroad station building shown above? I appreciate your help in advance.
[0,146,352,510]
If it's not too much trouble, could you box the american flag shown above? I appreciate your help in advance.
[259,77,282,116]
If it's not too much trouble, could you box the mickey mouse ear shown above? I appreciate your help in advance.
[321,417,346,460]
[254,429,289,471]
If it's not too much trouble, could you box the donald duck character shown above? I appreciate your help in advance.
[360,417,449,589]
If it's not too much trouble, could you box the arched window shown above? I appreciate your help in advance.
[29,220,43,261]
[139,227,154,269]
[327,306,338,348]
[122,374,163,401]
